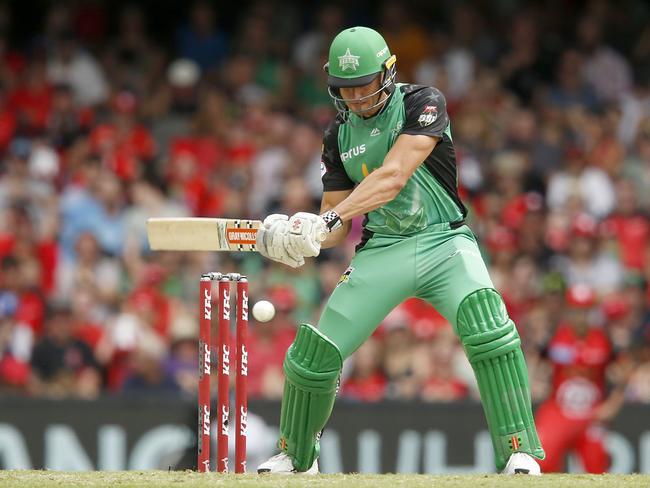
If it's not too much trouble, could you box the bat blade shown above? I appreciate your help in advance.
[147,218,261,252]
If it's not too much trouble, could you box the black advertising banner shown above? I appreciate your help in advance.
[0,398,648,473]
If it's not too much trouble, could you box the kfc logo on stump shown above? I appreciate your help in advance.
[221,404,229,435]
[222,344,230,375]
[202,405,210,435]
[203,288,212,320]
[222,288,230,320]
[241,290,249,321]
[240,344,248,376]
[240,404,248,437]
[203,343,210,375]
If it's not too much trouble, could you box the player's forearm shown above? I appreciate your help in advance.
[321,221,351,249]
[332,166,405,221]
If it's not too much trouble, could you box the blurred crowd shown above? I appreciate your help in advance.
[0,0,649,406]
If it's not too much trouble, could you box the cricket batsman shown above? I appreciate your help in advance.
[255,26,545,475]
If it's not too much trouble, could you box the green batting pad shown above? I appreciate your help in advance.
[457,288,545,470]
[279,324,342,472]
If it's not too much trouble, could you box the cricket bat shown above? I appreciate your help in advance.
[147,218,261,252]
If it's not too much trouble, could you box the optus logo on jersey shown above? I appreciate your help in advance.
[341,144,366,162]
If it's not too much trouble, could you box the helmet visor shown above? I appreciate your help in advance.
[327,71,381,88]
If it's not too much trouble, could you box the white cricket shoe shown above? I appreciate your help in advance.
[502,452,541,475]
[257,452,319,475]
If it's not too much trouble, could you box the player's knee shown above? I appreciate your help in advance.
[283,324,342,391]
[456,288,520,362]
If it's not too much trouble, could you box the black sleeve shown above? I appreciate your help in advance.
[321,119,355,191]
[400,85,450,139]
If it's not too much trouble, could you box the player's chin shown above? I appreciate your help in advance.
[349,105,370,116]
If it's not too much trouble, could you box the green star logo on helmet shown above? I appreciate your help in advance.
[338,48,360,72]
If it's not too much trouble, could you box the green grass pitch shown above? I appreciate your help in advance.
[1,471,649,488]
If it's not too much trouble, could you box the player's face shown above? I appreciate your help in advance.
[339,76,384,116]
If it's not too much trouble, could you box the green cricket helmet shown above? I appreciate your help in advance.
[324,26,397,118]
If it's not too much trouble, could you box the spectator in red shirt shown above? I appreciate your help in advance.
[484,226,518,293]
[0,254,45,335]
[535,285,626,473]
[90,90,155,181]
[0,83,16,152]
[8,59,52,133]
[0,291,33,390]
[95,297,167,392]
[398,297,450,339]
[0,31,26,88]
[165,138,228,216]
[0,202,58,296]
[126,263,171,340]
[601,179,649,271]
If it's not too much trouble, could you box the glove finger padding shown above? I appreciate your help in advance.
[288,213,326,258]
[263,213,289,228]
[271,223,305,268]
[284,234,314,264]
[257,215,304,268]
[293,233,320,258]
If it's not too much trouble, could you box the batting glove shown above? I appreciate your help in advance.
[256,214,305,268]
[286,212,327,258]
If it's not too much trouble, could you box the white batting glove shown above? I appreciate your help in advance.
[286,212,327,258]
[256,214,304,268]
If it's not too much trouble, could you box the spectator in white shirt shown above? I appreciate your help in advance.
[47,33,108,107]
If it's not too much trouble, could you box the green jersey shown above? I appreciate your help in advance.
[321,83,466,250]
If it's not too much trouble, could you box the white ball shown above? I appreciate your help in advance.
[252,300,276,322]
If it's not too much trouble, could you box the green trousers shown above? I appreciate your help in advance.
[314,223,544,469]
[319,223,491,358]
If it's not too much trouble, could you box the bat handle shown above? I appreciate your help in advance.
[318,231,327,242]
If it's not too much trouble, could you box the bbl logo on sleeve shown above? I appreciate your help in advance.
[418,105,438,127]
[336,266,355,287]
